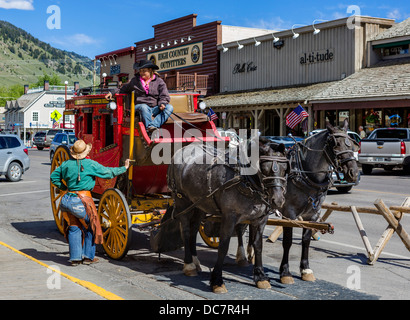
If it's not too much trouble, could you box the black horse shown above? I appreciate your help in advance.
[167,138,289,293]
[278,120,359,284]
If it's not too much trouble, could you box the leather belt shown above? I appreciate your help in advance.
[68,191,92,197]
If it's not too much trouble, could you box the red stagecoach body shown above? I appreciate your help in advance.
[64,92,228,197]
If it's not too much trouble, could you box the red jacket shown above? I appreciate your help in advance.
[115,73,170,107]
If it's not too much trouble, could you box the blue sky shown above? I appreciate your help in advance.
[0,0,409,59]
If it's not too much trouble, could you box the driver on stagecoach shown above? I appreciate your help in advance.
[105,59,173,134]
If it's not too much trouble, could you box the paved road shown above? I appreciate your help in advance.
[0,149,409,300]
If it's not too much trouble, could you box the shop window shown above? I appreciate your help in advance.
[338,110,349,128]
[325,110,337,126]
[384,109,404,127]
[364,109,382,135]
[382,44,409,58]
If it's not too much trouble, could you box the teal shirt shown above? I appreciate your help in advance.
[50,159,127,191]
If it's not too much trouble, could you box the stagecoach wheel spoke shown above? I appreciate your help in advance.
[97,188,132,260]
[198,223,220,249]
[50,146,71,235]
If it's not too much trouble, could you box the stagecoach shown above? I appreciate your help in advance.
[50,86,229,259]
[50,86,335,262]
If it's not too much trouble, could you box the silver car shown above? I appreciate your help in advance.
[0,134,30,182]
[49,132,77,161]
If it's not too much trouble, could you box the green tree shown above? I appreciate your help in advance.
[31,72,63,88]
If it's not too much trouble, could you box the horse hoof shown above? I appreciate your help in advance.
[236,259,249,267]
[280,276,295,284]
[256,280,271,289]
[183,263,198,277]
[212,284,228,294]
[301,269,316,282]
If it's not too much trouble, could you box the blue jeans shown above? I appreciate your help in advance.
[135,103,173,129]
[61,194,95,262]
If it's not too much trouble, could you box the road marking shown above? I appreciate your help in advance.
[0,241,124,300]
[353,188,410,197]
[0,190,49,197]
[0,181,37,186]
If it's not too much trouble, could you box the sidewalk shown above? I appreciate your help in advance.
[0,242,121,300]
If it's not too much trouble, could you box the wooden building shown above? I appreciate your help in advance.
[206,16,396,136]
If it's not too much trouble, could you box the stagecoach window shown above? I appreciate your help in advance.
[104,114,114,147]
[86,113,93,134]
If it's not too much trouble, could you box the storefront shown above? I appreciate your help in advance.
[206,16,396,136]
[96,14,274,96]
[310,18,410,136]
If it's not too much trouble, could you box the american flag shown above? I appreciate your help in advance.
[207,108,218,121]
[286,105,309,129]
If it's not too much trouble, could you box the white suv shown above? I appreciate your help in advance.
[0,134,30,182]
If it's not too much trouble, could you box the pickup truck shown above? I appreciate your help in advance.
[358,128,410,174]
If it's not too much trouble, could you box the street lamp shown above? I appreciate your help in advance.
[64,81,68,100]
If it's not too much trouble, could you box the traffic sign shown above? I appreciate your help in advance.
[50,110,62,121]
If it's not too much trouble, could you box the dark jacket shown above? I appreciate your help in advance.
[114,73,170,107]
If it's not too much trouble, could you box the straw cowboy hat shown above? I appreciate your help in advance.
[133,59,159,70]
[70,140,92,160]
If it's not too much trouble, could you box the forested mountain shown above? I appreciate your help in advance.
[0,20,99,94]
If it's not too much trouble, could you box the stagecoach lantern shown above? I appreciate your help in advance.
[108,101,117,110]
[199,101,206,110]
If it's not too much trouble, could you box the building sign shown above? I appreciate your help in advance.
[110,64,121,75]
[147,42,203,72]
[300,48,334,65]
[44,97,65,108]
[233,61,257,74]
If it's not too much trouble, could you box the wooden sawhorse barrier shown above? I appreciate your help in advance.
[268,198,410,265]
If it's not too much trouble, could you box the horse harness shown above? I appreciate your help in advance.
[289,131,358,213]
[167,150,290,222]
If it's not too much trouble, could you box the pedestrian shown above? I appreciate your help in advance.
[50,139,130,266]
[358,126,366,139]
[105,59,173,133]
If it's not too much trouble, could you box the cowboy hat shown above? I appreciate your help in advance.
[133,59,159,70]
[70,140,92,160]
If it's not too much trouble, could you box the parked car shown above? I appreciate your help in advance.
[216,128,243,148]
[49,132,77,161]
[0,134,30,182]
[331,169,361,193]
[45,129,74,149]
[310,129,361,160]
[32,131,48,150]
[358,128,410,174]
[261,135,304,150]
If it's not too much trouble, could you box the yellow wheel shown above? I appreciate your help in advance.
[50,146,71,235]
[199,222,220,249]
[98,188,132,260]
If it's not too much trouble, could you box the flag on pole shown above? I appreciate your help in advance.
[207,108,218,121]
[286,105,309,129]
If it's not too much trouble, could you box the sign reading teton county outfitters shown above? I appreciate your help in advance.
[147,42,203,72]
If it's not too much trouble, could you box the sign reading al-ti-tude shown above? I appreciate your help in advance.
[147,42,203,72]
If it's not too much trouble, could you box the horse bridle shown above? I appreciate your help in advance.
[259,155,290,191]
[323,132,359,171]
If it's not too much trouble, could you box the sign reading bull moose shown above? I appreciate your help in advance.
[147,42,203,72]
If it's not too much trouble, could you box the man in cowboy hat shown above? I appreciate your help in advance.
[105,59,173,133]
[50,140,130,265]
